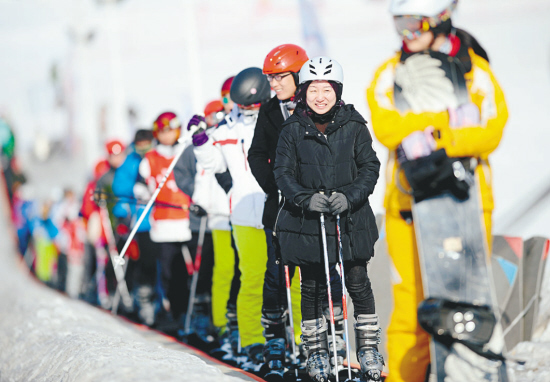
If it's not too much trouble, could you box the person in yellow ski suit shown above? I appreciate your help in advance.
[366,1,508,381]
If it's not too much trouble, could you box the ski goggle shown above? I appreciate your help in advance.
[393,15,431,40]
[238,103,261,110]
[393,2,455,40]
[222,95,231,104]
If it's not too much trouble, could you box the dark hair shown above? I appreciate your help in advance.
[134,129,154,143]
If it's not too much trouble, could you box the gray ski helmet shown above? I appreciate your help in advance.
[230,67,271,106]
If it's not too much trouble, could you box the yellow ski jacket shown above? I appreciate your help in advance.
[367,48,508,216]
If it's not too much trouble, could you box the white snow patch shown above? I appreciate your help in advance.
[0,202,243,381]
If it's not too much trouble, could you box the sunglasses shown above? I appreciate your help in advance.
[265,73,292,82]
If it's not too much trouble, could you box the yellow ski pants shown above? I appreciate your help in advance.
[211,229,235,329]
[232,225,268,347]
[385,211,492,382]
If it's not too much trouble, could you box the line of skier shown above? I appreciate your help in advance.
[8,1,510,381]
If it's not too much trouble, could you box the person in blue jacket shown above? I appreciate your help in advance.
[112,129,159,326]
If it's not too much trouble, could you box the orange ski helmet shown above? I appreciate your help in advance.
[263,44,309,75]
[204,100,224,116]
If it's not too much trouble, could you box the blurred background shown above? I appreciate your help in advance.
[1,0,549,238]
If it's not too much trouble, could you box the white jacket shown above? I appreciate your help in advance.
[194,108,265,229]
[192,161,231,231]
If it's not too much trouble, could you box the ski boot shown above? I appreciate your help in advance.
[302,317,331,382]
[260,307,288,381]
[241,343,265,373]
[190,294,216,344]
[135,285,157,327]
[324,305,347,378]
[355,314,385,381]
[210,303,241,364]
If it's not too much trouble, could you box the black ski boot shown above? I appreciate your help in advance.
[242,343,264,373]
[261,307,288,381]
[210,303,241,364]
[324,304,346,378]
[190,293,216,343]
[302,317,331,382]
[355,314,385,381]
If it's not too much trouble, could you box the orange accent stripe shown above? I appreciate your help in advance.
[214,139,238,146]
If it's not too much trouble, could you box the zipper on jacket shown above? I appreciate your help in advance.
[241,139,248,171]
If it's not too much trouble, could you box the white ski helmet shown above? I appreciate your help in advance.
[299,56,343,85]
[390,0,457,17]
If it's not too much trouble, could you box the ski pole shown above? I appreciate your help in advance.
[284,264,299,378]
[110,259,130,314]
[319,191,340,382]
[97,200,133,312]
[113,136,191,268]
[336,214,352,381]
[181,244,195,277]
[184,215,208,334]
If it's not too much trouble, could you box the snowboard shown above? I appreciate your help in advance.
[522,237,550,340]
[411,176,504,381]
[491,236,523,349]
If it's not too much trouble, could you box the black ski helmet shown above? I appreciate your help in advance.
[230,67,271,107]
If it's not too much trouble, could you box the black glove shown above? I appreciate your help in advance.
[401,148,471,202]
[306,193,330,213]
[328,192,348,215]
[189,204,207,217]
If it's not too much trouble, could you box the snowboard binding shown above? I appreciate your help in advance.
[417,297,496,347]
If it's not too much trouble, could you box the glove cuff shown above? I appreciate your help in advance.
[192,131,209,147]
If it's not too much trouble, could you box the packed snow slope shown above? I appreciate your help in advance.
[0,199,244,381]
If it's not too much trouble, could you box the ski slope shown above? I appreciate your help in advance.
[1,1,550,380]
[0,182,249,381]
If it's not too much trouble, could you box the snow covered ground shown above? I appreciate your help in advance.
[0,187,245,380]
[1,0,550,380]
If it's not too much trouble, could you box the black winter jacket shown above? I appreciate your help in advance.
[248,96,285,229]
[274,103,380,266]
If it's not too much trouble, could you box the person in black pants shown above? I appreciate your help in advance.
[248,44,343,375]
[274,56,384,382]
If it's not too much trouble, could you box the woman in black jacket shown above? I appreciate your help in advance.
[274,56,384,382]
[248,44,344,376]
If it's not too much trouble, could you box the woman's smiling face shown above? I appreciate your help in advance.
[306,80,337,115]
